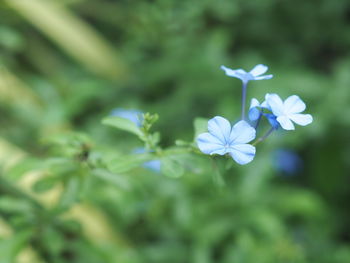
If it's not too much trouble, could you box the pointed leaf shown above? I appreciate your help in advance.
[107,153,152,174]
[102,116,143,137]
[92,168,130,189]
[161,156,185,178]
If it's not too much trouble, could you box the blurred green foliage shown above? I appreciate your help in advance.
[0,0,350,262]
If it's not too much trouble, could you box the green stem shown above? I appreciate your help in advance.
[252,127,275,146]
[241,82,248,120]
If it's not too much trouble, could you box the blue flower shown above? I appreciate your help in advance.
[110,108,143,127]
[273,149,302,175]
[263,113,279,129]
[221,64,273,84]
[265,94,313,130]
[248,98,279,129]
[143,159,161,172]
[248,98,269,121]
[134,148,161,172]
[197,116,256,165]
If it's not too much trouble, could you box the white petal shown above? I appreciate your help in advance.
[220,65,247,79]
[197,133,225,155]
[249,98,261,120]
[254,74,273,80]
[277,116,295,130]
[228,144,256,165]
[260,100,270,110]
[207,116,231,144]
[289,114,313,126]
[234,69,248,75]
[229,120,256,144]
[249,98,260,109]
[248,108,261,121]
[210,148,229,155]
[266,93,284,116]
[249,64,268,76]
[284,95,306,114]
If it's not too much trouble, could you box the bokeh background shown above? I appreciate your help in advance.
[0,0,350,262]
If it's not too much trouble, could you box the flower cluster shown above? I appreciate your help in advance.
[196,64,313,165]
[110,108,161,172]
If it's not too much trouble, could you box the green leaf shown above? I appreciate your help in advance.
[92,168,130,189]
[6,157,41,180]
[102,116,143,137]
[161,156,185,178]
[58,176,80,210]
[211,157,226,187]
[32,176,58,193]
[0,197,32,214]
[0,230,32,263]
[193,117,209,140]
[107,153,152,173]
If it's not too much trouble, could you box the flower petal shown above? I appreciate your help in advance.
[264,113,279,129]
[208,116,231,143]
[250,98,260,109]
[260,100,270,110]
[249,108,261,121]
[143,160,161,172]
[210,148,229,155]
[248,98,261,121]
[249,64,268,76]
[197,133,225,155]
[220,65,247,80]
[266,93,284,116]
[254,74,273,80]
[277,116,295,130]
[228,144,256,165]
[229,120,256,144]
[289,113,313,126]
[284,95,306,114]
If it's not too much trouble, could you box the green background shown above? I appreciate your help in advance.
[0,0,349,262]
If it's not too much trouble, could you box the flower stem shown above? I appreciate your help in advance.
[252,127,275,146]
[241,82,247,120]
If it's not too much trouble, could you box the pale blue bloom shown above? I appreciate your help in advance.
[111,108,143,127]
[265,94,313,130]
[248,98,269,121]
[264,113,279,129]
[273,149,302,175]
[143,160,161,172]
[197,116,256,165]
[134,148,161,172]
[248,98,279,129]
[221,64,273,84]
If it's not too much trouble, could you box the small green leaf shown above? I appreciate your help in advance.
[102,116,143,137]
[32,176,58,193]
[92,168,130,189]
[0,230,32,263]
[107,153,152,173]
[193,117,209,140]
[211,157,226,187]
[150,132,160,146]
[6,157,41,180]
[161,156,185,178]
[0,197,32,214]
[58,176,80,210]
